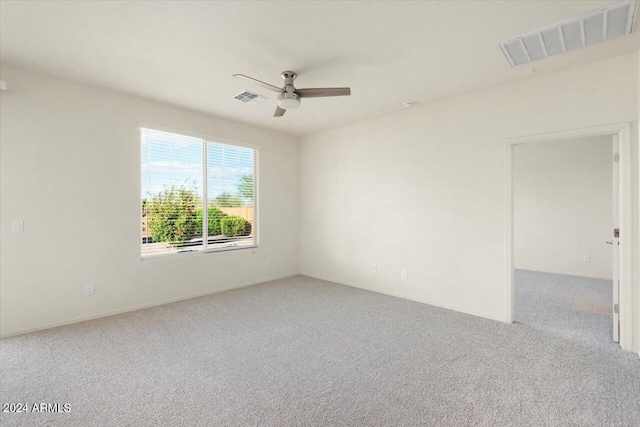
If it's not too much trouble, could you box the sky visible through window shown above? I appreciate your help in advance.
[141,129,254,202]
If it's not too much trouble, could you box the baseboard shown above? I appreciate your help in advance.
[0,273,299,339]
[515,268,613,281]
[300,273,507,324]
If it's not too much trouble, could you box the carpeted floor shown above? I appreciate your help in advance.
[515,269,615,349]
[1,274,639,426]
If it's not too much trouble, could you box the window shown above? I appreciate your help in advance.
[141,128,257,258]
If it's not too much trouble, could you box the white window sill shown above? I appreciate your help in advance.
[140,244,258,262]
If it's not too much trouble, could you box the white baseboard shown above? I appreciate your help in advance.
[515,268,613,281]
[300,273,507,324]
[0,273,299,339]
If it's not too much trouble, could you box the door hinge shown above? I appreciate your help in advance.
[613,153,619,162]
[614,228,619,238]
[614,304,619,314]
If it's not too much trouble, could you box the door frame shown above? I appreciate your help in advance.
[505,122,634,351]
[612,135,620,343]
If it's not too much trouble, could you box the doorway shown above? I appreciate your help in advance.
[506,123,633,351]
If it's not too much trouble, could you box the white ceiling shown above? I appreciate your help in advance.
[1,1,638,136]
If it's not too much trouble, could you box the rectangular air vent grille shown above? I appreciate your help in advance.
[234,90,267,105]
[500,0,637,67]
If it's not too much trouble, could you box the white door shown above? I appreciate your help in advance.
[611,136,619,343]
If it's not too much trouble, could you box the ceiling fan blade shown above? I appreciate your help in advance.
[274,106,286,117]
[233,74,283,93]
[296,88,351,98]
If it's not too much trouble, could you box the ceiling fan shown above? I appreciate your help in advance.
[233,71,351,117]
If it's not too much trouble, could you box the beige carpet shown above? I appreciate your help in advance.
[1,275,639,426]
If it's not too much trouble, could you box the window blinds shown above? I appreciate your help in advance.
[141,128,257,258]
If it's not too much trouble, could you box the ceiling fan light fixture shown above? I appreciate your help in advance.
[277,92,301,110]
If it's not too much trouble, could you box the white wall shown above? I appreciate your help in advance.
[635,48,640,355]
[514,136,613,280]
[0,64,299,337]
[299,54,638,328]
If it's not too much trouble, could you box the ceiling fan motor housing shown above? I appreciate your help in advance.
[277,91,301,110]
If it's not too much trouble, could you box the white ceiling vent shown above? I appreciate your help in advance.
[234,90,267,105]
[500,0,637,66]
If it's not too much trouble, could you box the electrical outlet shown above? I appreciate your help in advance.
[85,283,95,296]
[583,255,591,263]
[372,265,377,273]
[265,257,270,266]
[11,220,23,233]
[401,269,408,279]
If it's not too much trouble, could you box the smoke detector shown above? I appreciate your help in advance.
[500,0,637,67]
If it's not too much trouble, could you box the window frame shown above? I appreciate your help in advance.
[139,123,259,261]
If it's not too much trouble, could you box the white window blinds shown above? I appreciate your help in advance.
[141,128,257,258]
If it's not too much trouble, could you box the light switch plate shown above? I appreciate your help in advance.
[401,269,408,279]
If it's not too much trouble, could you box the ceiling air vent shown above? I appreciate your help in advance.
[234,90,267,105]
[499,0,637,66]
